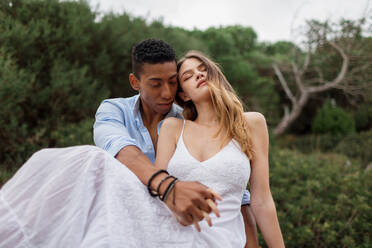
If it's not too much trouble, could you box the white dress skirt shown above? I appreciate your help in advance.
[0,127,250,247]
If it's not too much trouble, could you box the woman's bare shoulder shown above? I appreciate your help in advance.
[161,117,184,140]
[244,112,269,152]
[162,117,184,128]
[243,112,267,129]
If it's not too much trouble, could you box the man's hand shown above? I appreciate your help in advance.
[158,180,222,231]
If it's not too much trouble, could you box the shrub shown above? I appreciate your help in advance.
[276,133,344,153]
[334,130,372,166]
[354,103,372,131]
[0,0,109,175]
[50,118,94,147]
[312,101,355,136]
[263,149,372,247]
[276,130,372,167]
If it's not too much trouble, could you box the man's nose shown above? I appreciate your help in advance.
[161,83,172,99]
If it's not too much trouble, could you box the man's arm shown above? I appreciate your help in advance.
[94,100,139,157]
[94,100,160,188]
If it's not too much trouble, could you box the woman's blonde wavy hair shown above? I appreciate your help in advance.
[176,51,253,159]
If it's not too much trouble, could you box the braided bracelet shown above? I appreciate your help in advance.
[156,175,175,197]
[147,169,169,197]
[172,180,177,206]
[161,177,179,202]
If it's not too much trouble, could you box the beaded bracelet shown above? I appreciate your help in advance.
[147,169,169,197]
[161,178,179,202]
[156,175,175,197]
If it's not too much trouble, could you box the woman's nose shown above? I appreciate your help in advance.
[196,72,204,80]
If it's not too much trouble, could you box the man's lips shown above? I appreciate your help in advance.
[197,80,207,88]
[158,102,172,107]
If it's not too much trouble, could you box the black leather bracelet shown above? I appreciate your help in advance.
[147,169,169,197]
[161,178,178,202]
[156,175,175,197]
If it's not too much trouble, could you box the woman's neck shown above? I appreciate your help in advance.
[193,100,218,126]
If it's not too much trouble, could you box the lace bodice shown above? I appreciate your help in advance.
[167,122,251,200]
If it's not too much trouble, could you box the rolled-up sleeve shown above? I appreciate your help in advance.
[93,100,139,157]
[241,189,251,205]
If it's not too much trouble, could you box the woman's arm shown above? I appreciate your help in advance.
[154,117,181,169]
[245,112,285,248]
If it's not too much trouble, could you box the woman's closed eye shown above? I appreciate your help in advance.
[183,73,192,81]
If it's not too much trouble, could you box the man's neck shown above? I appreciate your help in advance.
[139,99,166,128]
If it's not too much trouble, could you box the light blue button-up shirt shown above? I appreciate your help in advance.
[93,94,250,205]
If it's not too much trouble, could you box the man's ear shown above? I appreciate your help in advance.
[129,73,140,91]
[178,91,191,102]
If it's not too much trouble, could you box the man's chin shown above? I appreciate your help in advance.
[157,104,172,114]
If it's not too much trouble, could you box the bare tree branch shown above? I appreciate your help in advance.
[291,62,305,92]
[273,17,371,136]
[308,41,349,93]
[349,62,372,75]
[300,49,311,75]
[273,63,297,106]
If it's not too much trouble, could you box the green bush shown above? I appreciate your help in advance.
[312,101,355,136]
[0,118,94,187]
[354,103,372,131]
[0,0,110,171]
[276,130,372,167]
[264,149,372,247]
[51,118,94,147]
[0,50,42,171]
[335,130,372,166]
[276,133,344,153]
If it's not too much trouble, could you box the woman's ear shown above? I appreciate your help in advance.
[178,91,191,102]
[129,73,140,91]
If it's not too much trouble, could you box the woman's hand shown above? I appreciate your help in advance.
[174,195,220,232]
[163,181,222,231]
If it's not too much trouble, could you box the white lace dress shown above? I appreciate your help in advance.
[0,128,250,247]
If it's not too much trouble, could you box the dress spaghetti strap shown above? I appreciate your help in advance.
[174,119,186,150]
[180,119,186,138]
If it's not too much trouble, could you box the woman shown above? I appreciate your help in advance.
[154,50,284,247]
[0,51,284,247]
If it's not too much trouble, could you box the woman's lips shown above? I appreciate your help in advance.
[197,80,206,88]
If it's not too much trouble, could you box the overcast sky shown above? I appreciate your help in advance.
[88,0,370,43]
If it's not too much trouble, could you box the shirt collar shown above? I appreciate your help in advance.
[132,94,141,118]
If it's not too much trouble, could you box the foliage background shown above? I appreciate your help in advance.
[0,0,371,247]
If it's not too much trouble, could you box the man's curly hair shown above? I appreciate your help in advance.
[131,39,176,78]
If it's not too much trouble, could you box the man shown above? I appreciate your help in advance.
[94,38,258,246]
